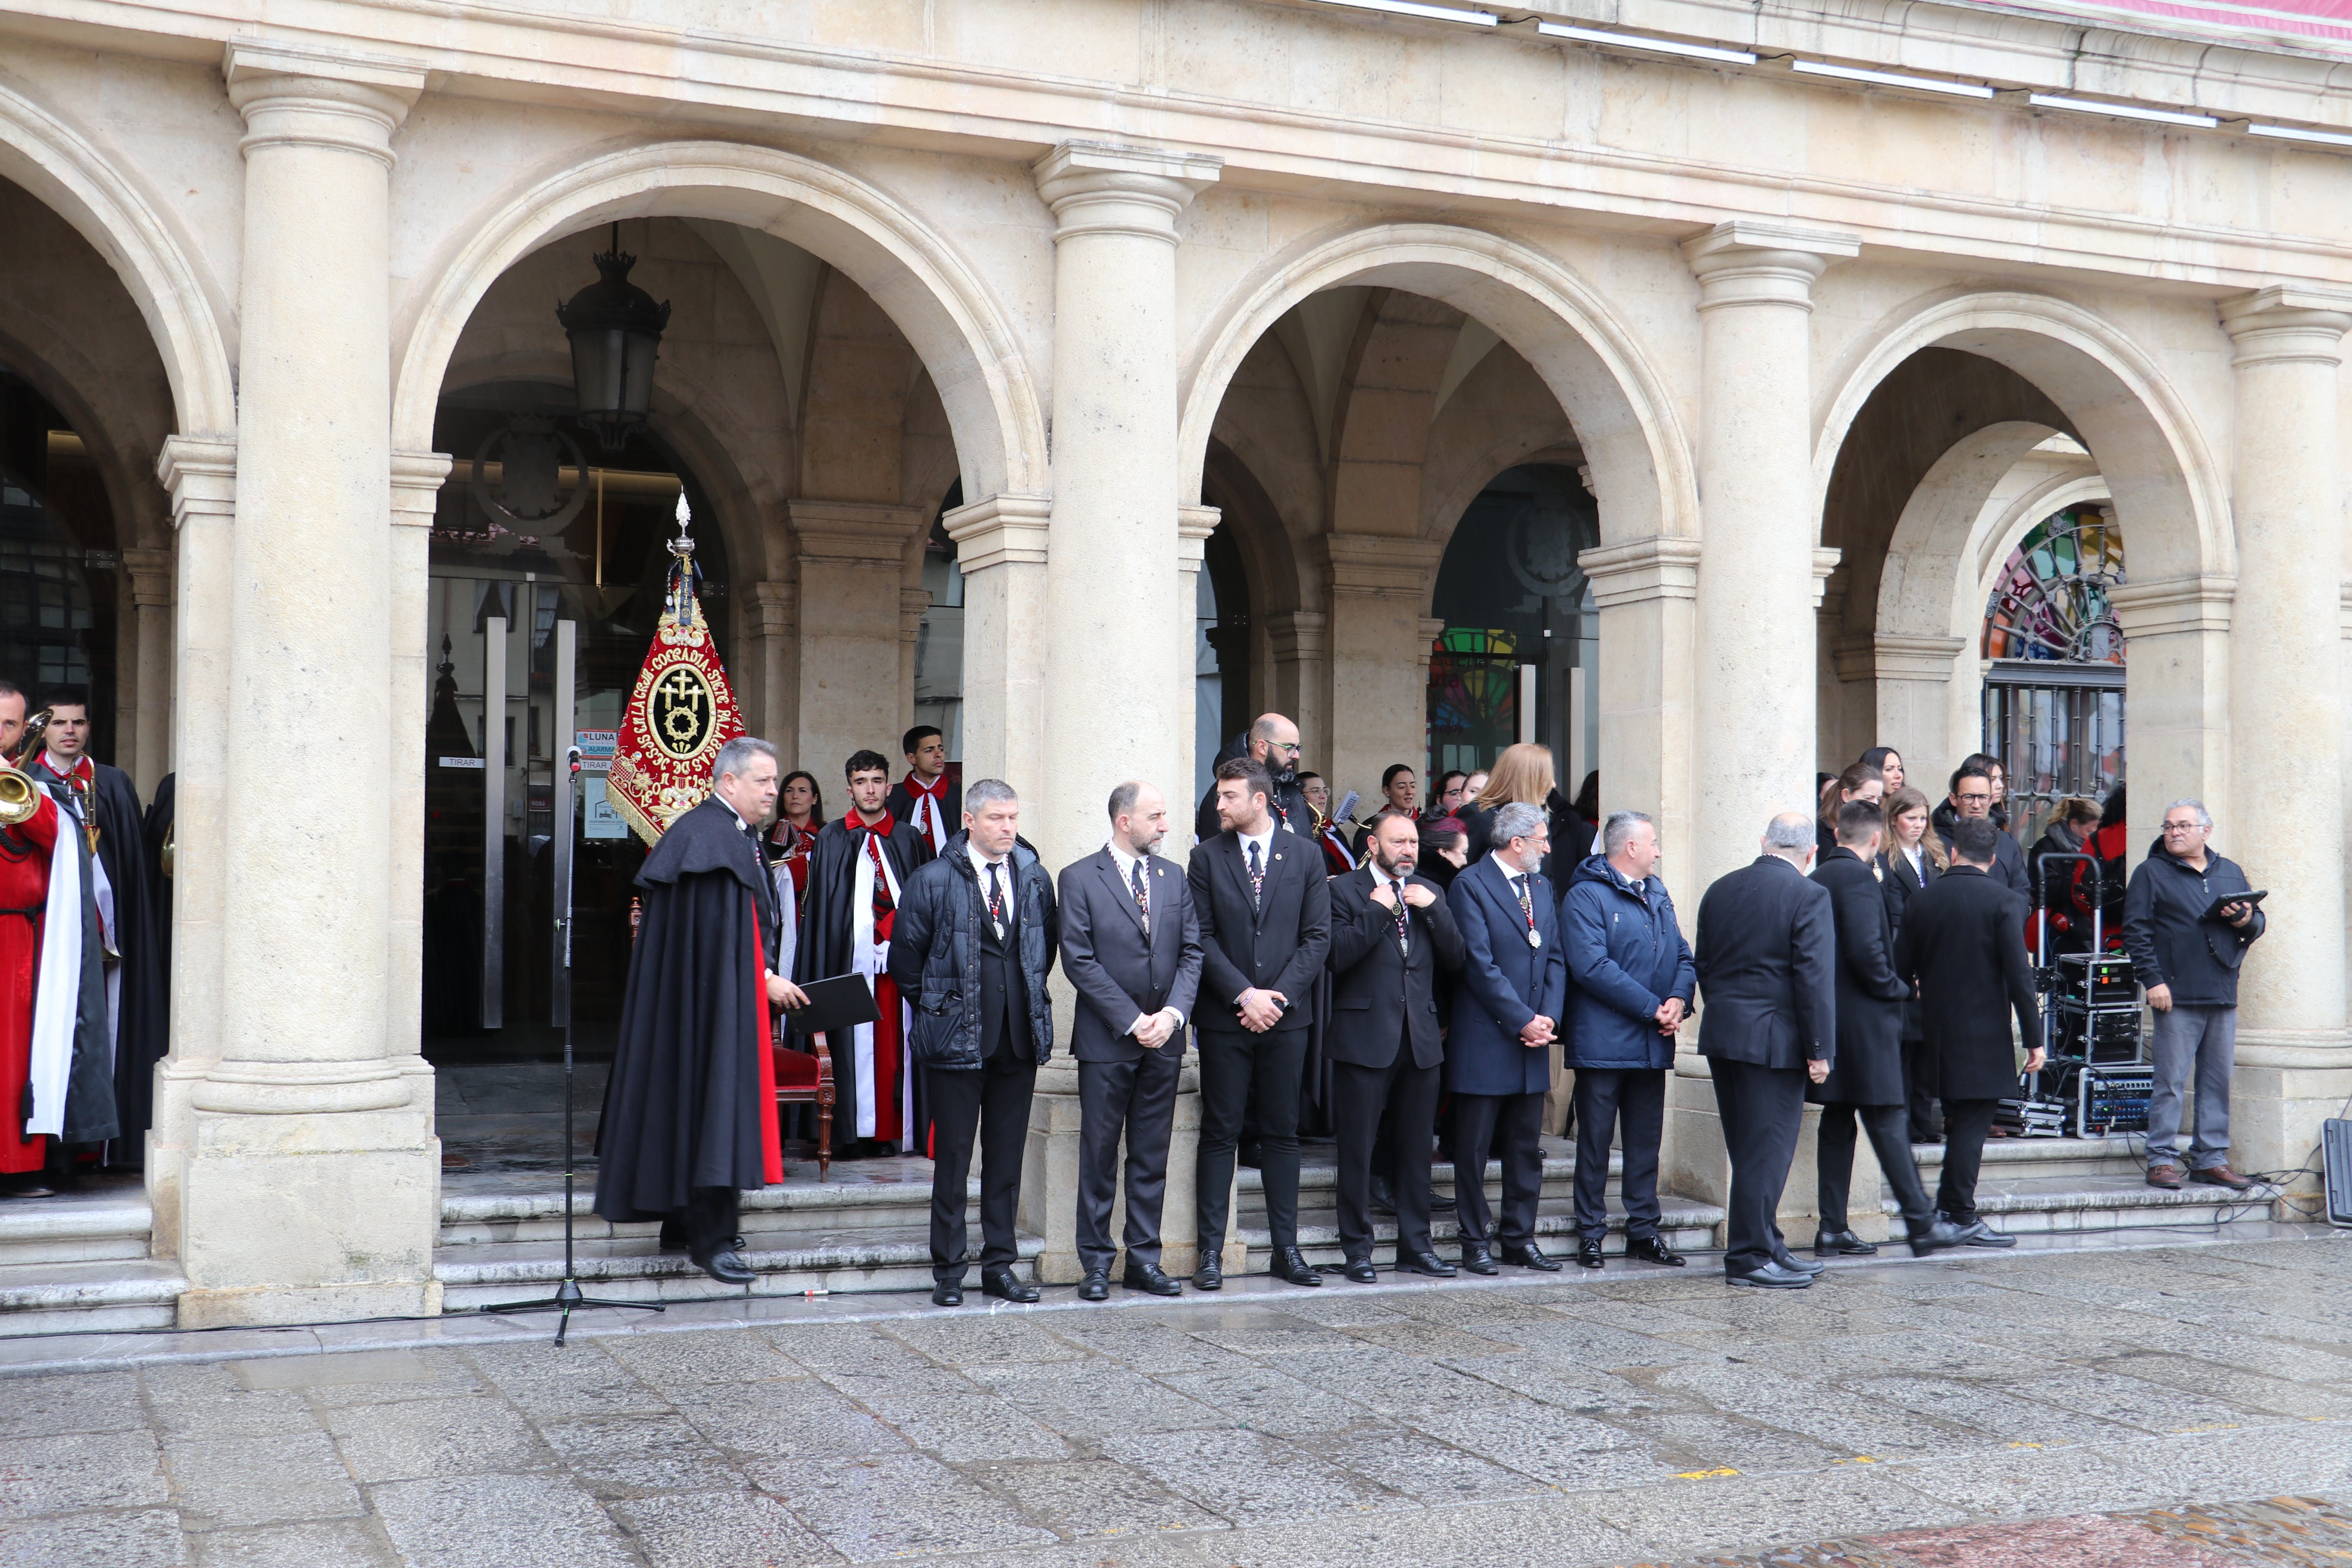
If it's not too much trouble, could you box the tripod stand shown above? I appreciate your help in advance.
[483,745,662,1345]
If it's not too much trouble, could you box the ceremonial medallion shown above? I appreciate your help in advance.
[1528,929,1543,949]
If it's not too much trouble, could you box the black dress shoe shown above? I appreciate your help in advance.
[1773,1253,1827,1275]
[1954,1219,2017,1248]
[1399,1250,1455,1278]
[982,1269,1041,1303]
[693,1249,756,1286]
[931,1281,964,1307]
[1342,1258,1379,1284]
[1906,1218,1964,1256]
[1501,1243,1563,1272]
[1122,1260,1183,1296]
[1625,1234,1685,1267]
[1460,1246,1499,1276]
[1193,1260,1223,1291]
[1813,1229,1879,1256]
[1576,1238,1606,1269]
[1728,1261,1815,1289]
[1077,1270,1111,1301]
[1270,1246,1324,1287]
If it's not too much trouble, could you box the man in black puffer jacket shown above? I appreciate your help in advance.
[888,779,1059,1307]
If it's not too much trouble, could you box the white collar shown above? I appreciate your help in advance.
[967,841,1011,875]
[1236,820,1276,860]
[1106,839,1149,877]
[42,751,84,777]
[1486,850,1530,882]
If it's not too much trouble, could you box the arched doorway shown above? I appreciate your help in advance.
[1982,504,2125,847]
[0,368,118,757]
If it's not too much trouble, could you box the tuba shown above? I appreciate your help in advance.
[0,708,49,828]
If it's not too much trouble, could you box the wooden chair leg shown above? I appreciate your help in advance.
[814,1038,835,1182]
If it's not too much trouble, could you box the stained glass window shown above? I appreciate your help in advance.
[1982,505,2125,849]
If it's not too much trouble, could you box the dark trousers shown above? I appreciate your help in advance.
[1817,1101,1935,1234]
[1904,1035,1940,1143]
[1450,1089,1544,1249]
[1198,1028,1307,1255]
[1936,1097,2001,1223]
[1334,1051,1440,1261]
[924,1046,1036,1283]
[1076,1046,1181,1276]
[686,1186,739,1262]
[1572,1068,1664,1243]
[1709,1058,1807,1275]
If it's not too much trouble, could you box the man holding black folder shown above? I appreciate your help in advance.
[889,780,1059,1306]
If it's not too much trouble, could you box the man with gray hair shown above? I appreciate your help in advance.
[2123,799,2264,1191]
[1560,809,1695,1269]
[1691,812,1837,1289]
[595,735,807,1285]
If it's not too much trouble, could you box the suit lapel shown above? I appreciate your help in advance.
[1095,851,1146,936]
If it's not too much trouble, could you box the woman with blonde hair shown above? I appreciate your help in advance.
[1459,742,1556,863]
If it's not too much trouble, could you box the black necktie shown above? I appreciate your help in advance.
[1391,879,1410,951]
[986,862,1006,936]
[1130,858,1150,935]
[1247,840,1265,909]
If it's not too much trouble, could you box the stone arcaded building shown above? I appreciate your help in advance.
[0,0,2347,1325]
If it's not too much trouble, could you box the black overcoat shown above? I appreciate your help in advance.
[1806,847,1911,1106]
[1891,864,2042,1102]
[593,797,778,1222]
[1691,856,1836,1072]
[790,811,932,1151]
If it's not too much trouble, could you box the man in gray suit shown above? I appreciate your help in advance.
[1058,781,1204,1301]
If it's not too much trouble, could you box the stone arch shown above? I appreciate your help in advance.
[390,140,1047,505]
[1814,290,2225,583]
[1180,223,1697,548]
[0,71,235,439]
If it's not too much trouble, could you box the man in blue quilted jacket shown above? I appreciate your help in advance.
[1560,811,1695,1271]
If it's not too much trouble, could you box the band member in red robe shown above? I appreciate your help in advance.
[1300,774,1356,877]
[795,750,934,1155]
[886,725,955,857]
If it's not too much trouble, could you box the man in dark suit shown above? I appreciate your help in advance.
[1445,799,1568,1274]
[1894,815,2045,1247]
[1058,781,1204,1301]
[1327,808,1466,1281]
[1189,758,1330,1289]
[1936,760,2028,897]
[1808,802,1961,1261]
[1692,813,1837,1289]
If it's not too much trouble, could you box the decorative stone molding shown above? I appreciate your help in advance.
[122,548,174,610]
[1682,221,1861,310]
[748,581,797,636]
[222,40,428,166]
[1578,535,1701,609]
[786,499,927,564]
[2220,285,2352,368]
[1033,142,1221,245]
[388,451,452,529]
[1323,532,1443,602]
[1265,610,1328,665]
[1874,633,1971,680]
[1810,546,1842,610]
[2108,575,2235,638]
[188,1058,412,1116]
[1177,505,1221,570]
[942,491,1052,572]
[900,585,932,649]
[158,436,237,527]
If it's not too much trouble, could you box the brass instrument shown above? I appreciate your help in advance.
[0,707,45,829]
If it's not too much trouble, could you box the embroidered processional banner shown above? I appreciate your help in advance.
[604,495,746,845]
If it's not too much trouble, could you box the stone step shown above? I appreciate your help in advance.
[439,1170,964,1249]
[435,1226,1043,1311]
[0,1256,184,1336]
[0,1181,154,1267]
[1225,1194,1728,1271]
[1906,1169,2250,1234]
[1916,1134,2145,1182]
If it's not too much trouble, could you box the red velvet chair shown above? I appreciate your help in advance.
[774,1039,833,1180]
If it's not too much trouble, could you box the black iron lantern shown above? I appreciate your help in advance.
[557,223,671,452]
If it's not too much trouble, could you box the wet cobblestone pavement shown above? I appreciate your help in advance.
[2,1232,2349,1566]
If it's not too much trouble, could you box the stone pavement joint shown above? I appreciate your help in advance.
[1651,1495,2352,1566]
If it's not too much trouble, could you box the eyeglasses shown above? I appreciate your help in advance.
[1267,741,1302,755]
[2161,820,2203,834]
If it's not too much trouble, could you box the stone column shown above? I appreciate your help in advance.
[1176,505,1220,803]
[1682,222,1858,892]
[2218,287,2352,1185]
[175,42,440,1327]
[388,452,451,1087]
[745,581,798,757]
[122,548,174,798]
[1031,140,1220,869]
[1868,633,1971,794]
[1263,610,1330,767]
[944,493,1051,794]
[787,499,926,774]
[147,436,236,1256]
[1322,534,1445,806]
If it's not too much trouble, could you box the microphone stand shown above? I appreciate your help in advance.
[482,746,662,1345]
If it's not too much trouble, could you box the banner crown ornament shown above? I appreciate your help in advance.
[604,491,746,844]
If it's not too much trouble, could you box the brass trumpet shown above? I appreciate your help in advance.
[0,708,48,829]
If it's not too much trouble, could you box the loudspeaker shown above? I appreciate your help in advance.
[2325,1118,2352,1229]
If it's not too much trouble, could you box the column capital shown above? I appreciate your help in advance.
[1033,142,1222,243]
[1177,504,1221,569]
[1264,609,1328,662]
[1811,546,1842,610]
[223,40,427,166]
[2108,573,2235,637]
[388,450,451,529]
[157,435,237,528]
[786,498,927,563]
[1322,532,1444,599]
[1682,221,1860,310]
[1577,535,1701,608]
[942,491,1052,573]
[747,580,796,635]
[2220,285,2352,368]
[122,547,174,609]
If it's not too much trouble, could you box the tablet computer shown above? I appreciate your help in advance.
[2202,890,2266,922]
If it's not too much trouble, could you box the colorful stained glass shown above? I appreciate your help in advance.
[1983,507,2125,663]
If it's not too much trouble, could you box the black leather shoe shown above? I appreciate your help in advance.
[1728,1261,1815,1289]
[1774,1253,1827,1274]
[693,1249,756,1286]
[1575,1238,1606,1269]
[931,1281,964,1307]
[982,1268,1041,1303]
[1813,1229,1879,1256]
[1193,1259,1223,1291]
[1122,1260,1183,1297]
[1501,1243,1563,1272]
[1399,1250,1455,1277]
[1625,1234,1685,1267]
[1460,1246,1499,1276]
[1270,1246,1324,1287]
[1342,1258,1379,1284]
[1906,1218,1965,1256]
[1077,1270,1111,1301]
[1954,1219,2017,1248]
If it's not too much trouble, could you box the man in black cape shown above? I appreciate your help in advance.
[25,690,160,1167]
[594,736,801,1284]
[792,749,934,1157]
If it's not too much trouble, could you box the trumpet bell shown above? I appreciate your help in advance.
[0,768,37,829]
